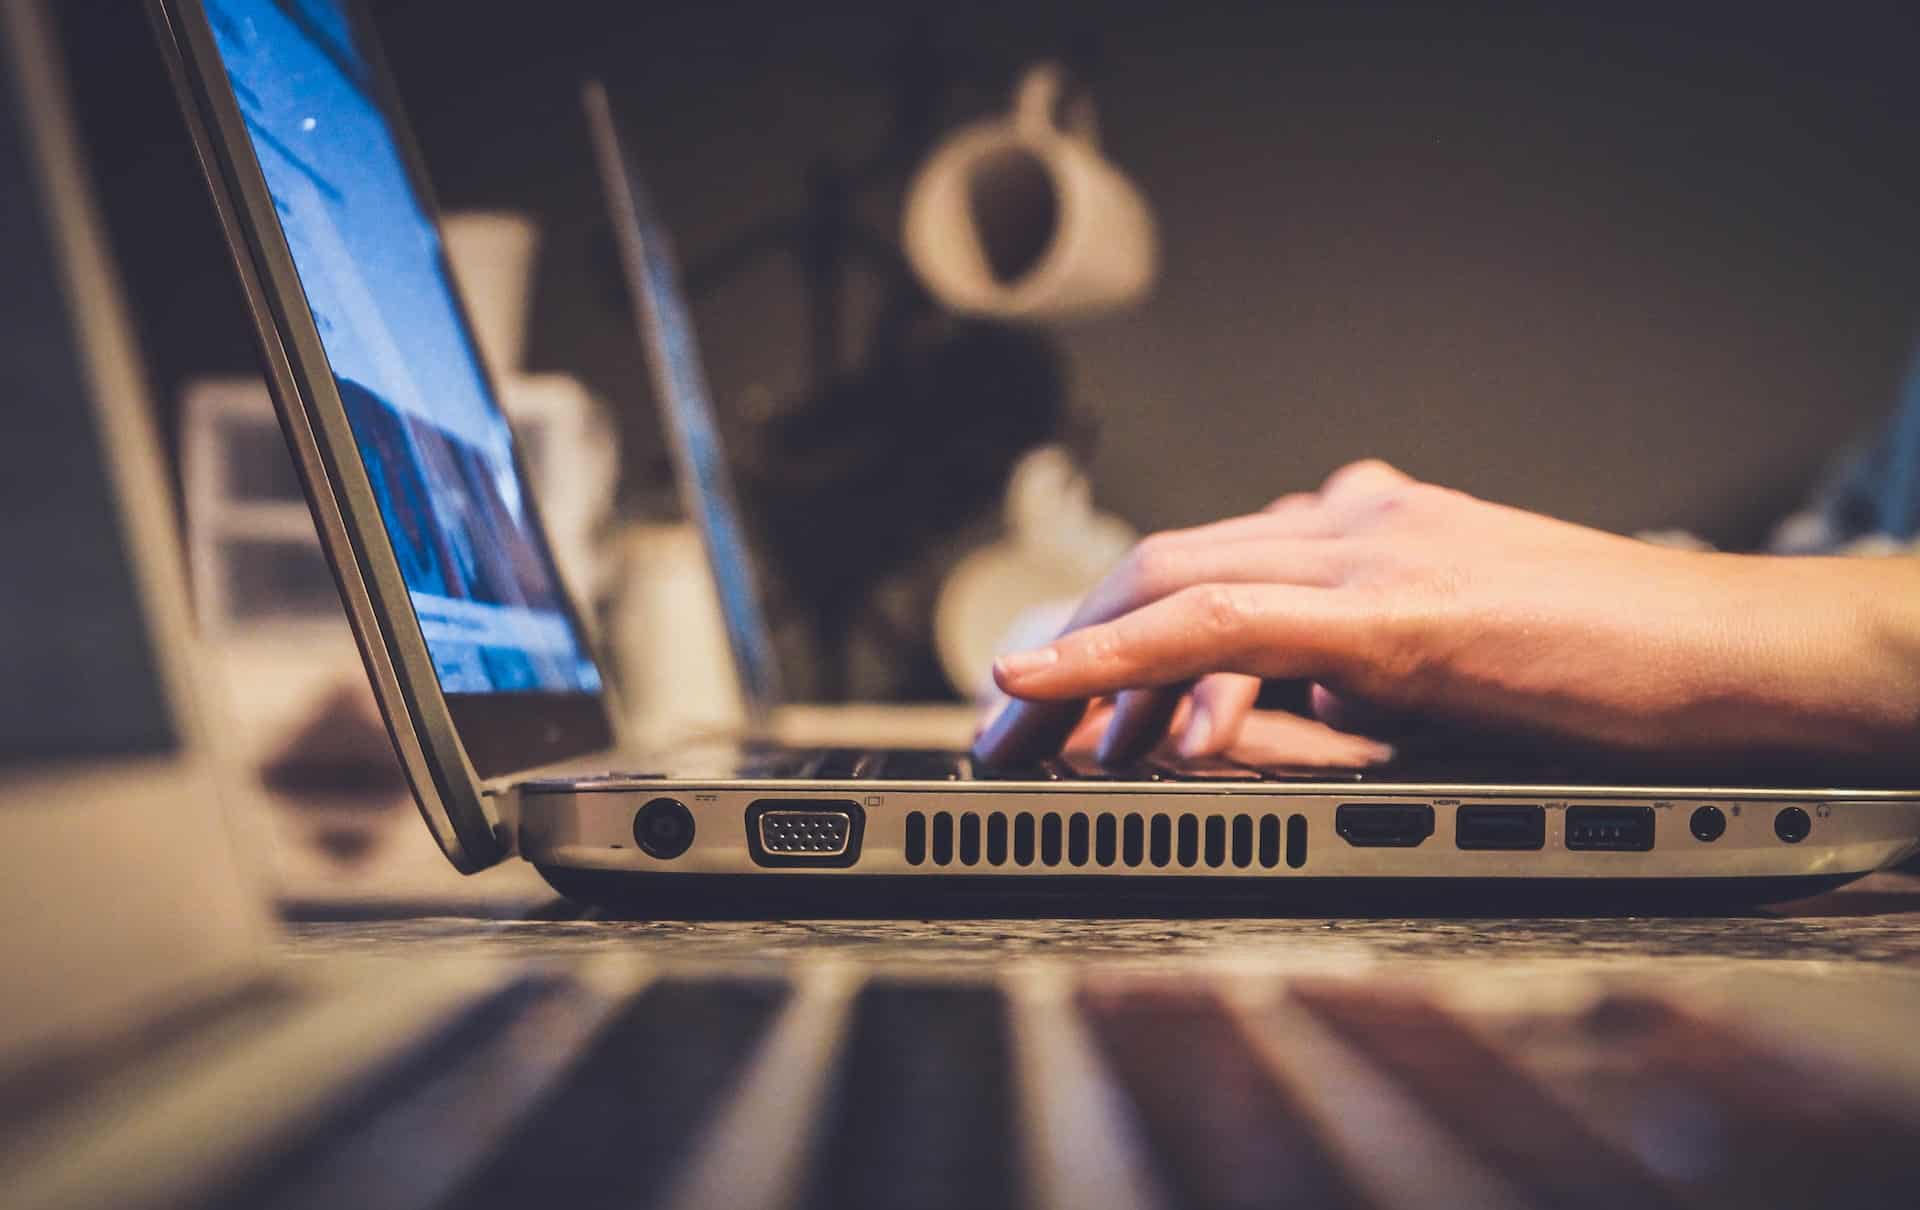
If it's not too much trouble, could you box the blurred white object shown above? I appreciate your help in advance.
[182,377,355,641]
[496,373,620,598]
[608,522,748,745]
[903,62,1157,321]
[441,210,540,379]
[935,445,1136,698]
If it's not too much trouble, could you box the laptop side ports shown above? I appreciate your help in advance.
[1565,805,1655,852]
[746,799,865,868]
[1455,804,1545,850]
[1335,803,1434,848]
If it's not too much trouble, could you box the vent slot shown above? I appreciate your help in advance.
[959,813,981,866]
[1041,814,1063,866]
[1286,814,1308,869]
[986,813,1009,865]
[1258,815,1280,868]
[1177,815,1200,867]
[1095,815,1118,867]
[1014,813,1035,866]
[1232,815,1254,868]
[1068,814,1091,867]
[905,812,926,865]
[932,812,954,865]
[1150,815,1172,867]
[1122,815,1145,867]
[1204,816,1227,868]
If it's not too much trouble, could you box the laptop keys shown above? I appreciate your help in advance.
[873,750,964,781]
[735,751,816,779]
[1150,756,1265,782]
[806,749,870,779]
[971,760,1063,782]
[1250,765,1369,783]
[1056,753,1163,782]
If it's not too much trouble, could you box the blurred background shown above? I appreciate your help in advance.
[63,0,1920,689]
[41,0,1920,894]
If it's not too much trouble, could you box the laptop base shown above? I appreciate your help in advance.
[534,867,1863,919]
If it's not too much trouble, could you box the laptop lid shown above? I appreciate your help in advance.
[0,0,271,1063]
[583,80,785,723]
[147,0,618,871]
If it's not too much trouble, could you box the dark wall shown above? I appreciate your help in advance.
[366,0,1920,545]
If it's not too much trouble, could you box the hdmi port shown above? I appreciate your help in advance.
[1336,803,1434,848]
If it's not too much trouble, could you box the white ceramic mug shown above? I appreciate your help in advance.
[903,63,1157,321]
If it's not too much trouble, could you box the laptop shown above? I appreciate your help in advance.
[146,0,1920,913]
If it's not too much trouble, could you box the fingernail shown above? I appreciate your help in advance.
[1357,740,1396,764]
[1179,708,1213,757]
[996,647,1059,681]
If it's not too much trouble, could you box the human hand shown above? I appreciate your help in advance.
[972,460,1920,772]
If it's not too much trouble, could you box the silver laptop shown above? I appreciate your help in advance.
[147,0,1920,912]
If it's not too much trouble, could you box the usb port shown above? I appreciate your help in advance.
[1335,803,1434,848]
[1456,804,1545,850]
[1565,805,1655,852]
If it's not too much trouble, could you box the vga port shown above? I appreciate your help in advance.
[747,799,865,867]
[759,809,853,855]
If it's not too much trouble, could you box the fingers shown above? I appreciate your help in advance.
[1309,683,1537,759]
[1068,536,1351,640]
[972,692,1088,764]
[1318,458,1411,504]
[1182,672,1263,757]
[1309,683,1417,737]
[1077,672,1260,766]
[977,540,1352,764]
[994,583,1363,702]
[1230,709,1395,768]
[1061,699,1116,755]
[1096,685,1190,765]
[974,459,1415,766]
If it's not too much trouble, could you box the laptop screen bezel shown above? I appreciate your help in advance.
[147,0,616,870]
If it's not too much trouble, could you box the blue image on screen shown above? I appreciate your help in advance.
[204,0,600,695]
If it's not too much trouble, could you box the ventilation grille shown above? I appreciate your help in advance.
[904,811,1307,871]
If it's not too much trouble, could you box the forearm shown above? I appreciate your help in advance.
[1833,557,1920,765]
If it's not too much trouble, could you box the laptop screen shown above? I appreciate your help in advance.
[201,0,601,696]
[599,127,784,714]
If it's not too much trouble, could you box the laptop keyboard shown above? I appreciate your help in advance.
[739,747,1349,784]
[208,967,1920,1210]
[733,747,1890,789]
